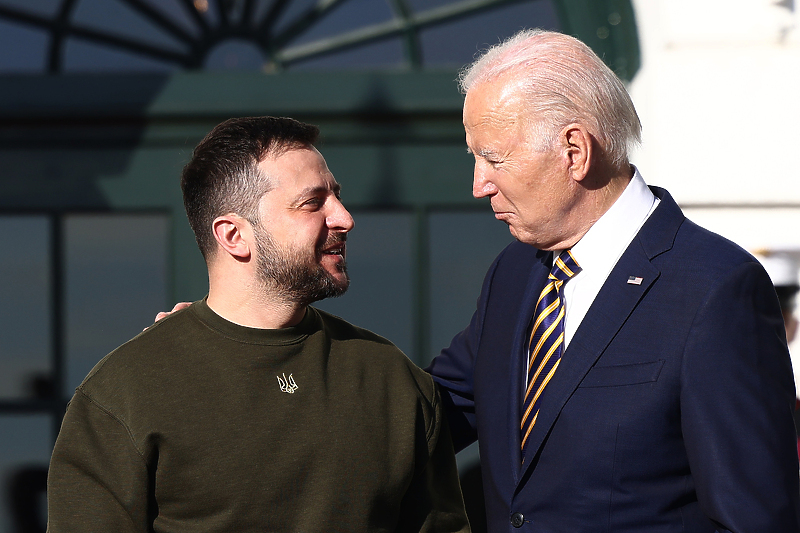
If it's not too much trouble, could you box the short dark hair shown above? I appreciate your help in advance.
[181,116,319,259]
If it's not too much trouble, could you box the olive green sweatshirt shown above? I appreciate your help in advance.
[47,299,469,533]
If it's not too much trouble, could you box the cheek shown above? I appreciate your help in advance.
[503,177,540,208]
[309,221,331,246]
[512,186,564,227]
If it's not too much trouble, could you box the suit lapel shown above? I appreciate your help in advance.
[517,187,683,478]
[506,251,552,482]
[519,241,659,476]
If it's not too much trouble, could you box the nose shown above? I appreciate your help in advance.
[472,164,497,199]
[327,197,355,232]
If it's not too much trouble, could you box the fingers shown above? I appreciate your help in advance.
[171,302,192,313]
[153,302,193,324]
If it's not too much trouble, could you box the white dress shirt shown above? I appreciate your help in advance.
[561,167,659,348]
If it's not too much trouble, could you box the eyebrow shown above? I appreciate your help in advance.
[469,147,500,159]
[293,183,341,202]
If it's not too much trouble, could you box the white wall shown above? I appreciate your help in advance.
[628,0,800,385]
[629,0,800,206]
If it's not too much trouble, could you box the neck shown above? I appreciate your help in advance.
[206,269,307,329]
[557,166,633,250]
[592,169,632,219]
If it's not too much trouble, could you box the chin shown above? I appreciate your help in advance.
[324,266,350,289]
[511,230,544,249]
[507,226,525,243]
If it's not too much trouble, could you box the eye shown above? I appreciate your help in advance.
[301,197,323,210]
[475,149,501,167]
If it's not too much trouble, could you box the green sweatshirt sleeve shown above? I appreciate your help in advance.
[47,390,151,533]
[396,385,472,533]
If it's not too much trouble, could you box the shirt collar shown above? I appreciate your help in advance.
[568,167,658,274]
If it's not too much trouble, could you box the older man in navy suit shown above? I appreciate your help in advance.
[427,29,800,532]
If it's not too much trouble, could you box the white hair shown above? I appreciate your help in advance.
[458,29,641,169]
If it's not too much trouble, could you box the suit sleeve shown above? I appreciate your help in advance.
[47,390,151,533]
[426,249,507,452]
[681,261,800,531]
[395,385,471,533]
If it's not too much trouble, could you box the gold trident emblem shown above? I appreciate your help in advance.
[277,373,298,394]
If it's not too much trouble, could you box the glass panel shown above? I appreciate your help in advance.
[427,210,514,365]
[205,39,267,70]
[284,0,393,43]
[314,211,415,358]
[0,20,48,73]
[267,0,316,35]
[289,36,405,70]
[63,37,179,73]
[406,0,460,10]
[140,0,203,38]
[0,216,51,400]
[0,414,51,533]
[72,0,190,53]
[419,1,561,68]
[64,214,169,393]
[0,0,61,17]
[282,0,402,70]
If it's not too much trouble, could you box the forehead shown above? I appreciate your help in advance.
[463,77,526,143]
[258,146,336,193]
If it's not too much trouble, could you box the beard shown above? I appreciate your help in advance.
[253,224,349,306]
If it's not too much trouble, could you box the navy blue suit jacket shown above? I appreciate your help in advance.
[428,187,800,532]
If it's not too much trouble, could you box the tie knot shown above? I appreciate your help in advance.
[549,250,582,283]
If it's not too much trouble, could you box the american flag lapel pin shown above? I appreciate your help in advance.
[627,276,643,285]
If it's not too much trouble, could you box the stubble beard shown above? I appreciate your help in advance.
[253,225,349,306]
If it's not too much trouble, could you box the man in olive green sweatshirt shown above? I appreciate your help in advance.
[46,116,470,533]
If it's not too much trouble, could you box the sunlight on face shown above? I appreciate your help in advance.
[253,147,354,303]
[463,75,578,250]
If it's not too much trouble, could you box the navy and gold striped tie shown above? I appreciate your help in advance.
[521,250,581,461]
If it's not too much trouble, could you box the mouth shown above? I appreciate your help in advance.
[491,210,513,228]
[320,234,347,259]
[322,243,345,257]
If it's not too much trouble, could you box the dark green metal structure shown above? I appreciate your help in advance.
[0,0,639,299]
[0,0,638,77]
[0,0,639,454]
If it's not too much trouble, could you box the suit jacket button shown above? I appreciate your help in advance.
[511,512,524,528]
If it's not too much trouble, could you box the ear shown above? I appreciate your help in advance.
[211,214,252,260]
[561,124,592,182]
